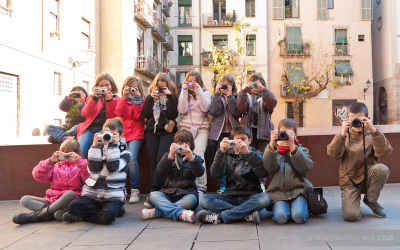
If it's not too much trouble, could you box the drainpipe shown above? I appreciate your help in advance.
[199,0,202,75]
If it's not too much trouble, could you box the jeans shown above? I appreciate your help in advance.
[78,128,103,158]
[68,196,123,224]
[272,195,309,224]
[216,133,230,189]
[200,192,270,224]
[127,139,144,189]
[150,191,197,221]
[46,125,78,143]
[145,132,174,191]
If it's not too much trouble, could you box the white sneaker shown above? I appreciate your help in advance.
[129,189,140,204]
[179,210,195,223]
[141,208,156,220]
[244,211,260,225]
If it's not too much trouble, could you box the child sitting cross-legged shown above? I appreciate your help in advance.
[141,129,205,223]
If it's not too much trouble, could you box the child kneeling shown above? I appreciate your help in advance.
[141,129,205,223]
[65,118,130,224]
[197,126,270,225]
[263,118,314,224]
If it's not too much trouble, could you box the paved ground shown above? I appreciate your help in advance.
[1,184,400,250]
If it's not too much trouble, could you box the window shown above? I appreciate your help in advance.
[54,72,62,95]
[82,18,90,50]
[273,0,284,19]
[246,0,255,17]
[137,26,144,56]
[0,0,10,9]
[178,35,193,65]
[162,51,168,69]
[335,29,348,55]
[53,119,62,126]
[335,61,353,85]
[176,72,188,86]
[285,0,299,18]
[327,0,334,9]
[287,62,304,85]
[246,35,256,56]
[83,81,90,93]
[178,0,192,27]
[213,35,228,49]
[286,102,303,127]
[50,0,59,31]
[153,40,158,61]
[361,0,372,20]
[358,35,365,42]
[286,27,302,53]
[317,0,328,20]
[213,0,226,23]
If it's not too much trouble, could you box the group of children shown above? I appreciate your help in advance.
[12,71,393,226]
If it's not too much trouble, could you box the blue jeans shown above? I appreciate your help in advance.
[149,191,197,221]
[78,128,102,158]
[216,133,230,189]
[272,195,309,224]
[127,139,144,189]
[46,125,78,142]
[199,192,270,224]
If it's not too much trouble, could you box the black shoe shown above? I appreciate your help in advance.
[143,194,155,209]
[62,212,83,223]
[196,210,221,224]
[118,205,126,217]
[13,207,53,224]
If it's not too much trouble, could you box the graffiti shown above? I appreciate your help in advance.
[332,99,357,126]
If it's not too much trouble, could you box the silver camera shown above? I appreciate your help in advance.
[185,82,195,88]
[228,140,237,149]
[59,153,72,161]
[102,127,113,144]
[176,144,186,154]
[128,87,137,94]
[97,87,108,95]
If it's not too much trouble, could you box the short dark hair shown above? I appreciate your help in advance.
[347,102,369,117]
[103,117,124,135]
[71,86,88,98]
[174,129,195,151]
[278,118,298,133]
[231,125,251,140]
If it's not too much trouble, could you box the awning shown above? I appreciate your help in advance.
[335,61,353,75]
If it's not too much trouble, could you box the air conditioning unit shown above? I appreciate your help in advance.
[281,84,291,97]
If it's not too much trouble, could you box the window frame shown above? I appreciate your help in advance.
[317,0,328,20]
[53,72,62,96]
[245,0,255,18]
[50,0,60,31]
[273,0,284,19]
[81,17,91,50]
[178,5,192,27]
[246,34,256,56]
[361,0,372,21]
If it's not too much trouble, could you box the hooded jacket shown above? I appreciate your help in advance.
[115,97,145,142]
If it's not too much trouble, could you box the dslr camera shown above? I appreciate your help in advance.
[97,87,108,95]
[228,139,238,149]
[350,118,362,128]
[72,92,81,98]
[221,84,229,90]
[277,130,289,141]
[58,153,72,161]
[128,87,137,94]
[176,144,186,154]
[250,82,259,89]
[102,127,113,144]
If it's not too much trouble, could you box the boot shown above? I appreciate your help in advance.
[13,207,53,225]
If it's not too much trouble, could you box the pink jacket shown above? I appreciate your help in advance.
[178,88,211,128]
[32,158,89,204]
[77,94,119,139]
[115,97,145,142]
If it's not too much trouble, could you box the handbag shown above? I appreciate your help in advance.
[283,153,328,216]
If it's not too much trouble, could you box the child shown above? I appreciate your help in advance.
[327,102,392,221]
[13,139,89,224]
[197,126,270,225]
[263,118,314,224]
[46,86,88,143]
[115,76,146,204]
[178,71,211,195]
[141,73,179,208]
[77,73,119,158]
[64,118,130,224]
[141,129,205,223]
[208,73,242,193]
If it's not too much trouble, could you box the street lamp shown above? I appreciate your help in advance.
[364,79,371,100]
[68,46,97,69]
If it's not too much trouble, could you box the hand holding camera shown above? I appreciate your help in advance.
[220,84,232,96]
[50,151,63,163]
[159,86,171,96]
[151,89,160,99]
[269,131,279,149]
[102,127,114,144]
[234,139,250,154]
[220,137,231,153]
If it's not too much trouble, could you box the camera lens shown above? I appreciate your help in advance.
[103,134,112,141]
[351,118,362,128]
[278,130,289,141]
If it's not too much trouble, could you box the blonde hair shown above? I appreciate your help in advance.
[149,73,178,96]
[121,76,144,98]
[93,73,118,94]
[60,138,82,154]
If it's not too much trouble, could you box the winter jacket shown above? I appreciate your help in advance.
[76,94,119,139]
[208,93,241,141]
[141,94,179,134]
[32,157,89,204]
[237,88,277,141]
[115,97,145,142]
[178,88,211,129]
[59,96,86,130]
[211,147,268,196]
[327,129,392,189]
[157,153,205,198]
[263,145,314,204]
[81,141,130,201]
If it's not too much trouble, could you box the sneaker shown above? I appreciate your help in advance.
[217,187,225,194]
[363,197,387,218]
[244,211,260,225]
[196,210,220,224]
[143,194,155,209]
[62,212,83,223]
[141,208,156,220]
[179,210,195,223]
[129,189,140,204]
[118,205,126,217]
[47,136,57,144]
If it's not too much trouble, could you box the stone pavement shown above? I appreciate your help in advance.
[1,184,400,250]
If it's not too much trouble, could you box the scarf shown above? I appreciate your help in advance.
[152,96,167,133]
[277,139,299,154]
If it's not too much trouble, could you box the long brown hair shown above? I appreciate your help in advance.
[93,73,118,94]
[149,73,178,96]
[121,76,144,98]
[184,71,207,100]
[219,73,237,94]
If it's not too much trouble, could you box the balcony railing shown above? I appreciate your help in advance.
[203,13,236,27]
[163,34,174,51]
[179,16,193,27]
[178,55,193,65]
[134,2,155,28]
[152,22,166,42]
[162,0,170,17]
[279,42,311,57]
[135,55,162,79]
[335,44,348,56]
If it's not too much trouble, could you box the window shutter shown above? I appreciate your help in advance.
[291,0,299,18]
[273,0,284,19]
[317,0,328,20]
[361,0,372,20]
[286,27,302,53]
[335,29,347,44]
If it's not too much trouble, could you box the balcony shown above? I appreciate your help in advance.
[152,22,166,42]
[163,34,174,51]
[179,16,193,27]
[335,44,348,56]
[203,13,236,27]
[201,51,212,66]
[279,41,311,57]
[134,2,155,28]
[162,0,170,17]
[178,55,193,65]
[135,55,162,79]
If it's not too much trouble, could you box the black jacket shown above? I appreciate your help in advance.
[211,147,268,196]
[157,153,205,198]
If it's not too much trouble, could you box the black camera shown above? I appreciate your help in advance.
[351,118,362,128]
[158,87,165,93]
[72,92,81,98]
[221,84,229,90]
[250,112,258,125]
[277,130,289,141]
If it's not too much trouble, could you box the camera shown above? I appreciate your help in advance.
[277,130,289,141]
[250,112,258,125]
[58,153,72,161]
[176,144,186,154]
[351,118,362,128]
[128,87,137,94]
[184,82,195,89]
[102,127,113,144]
[97,87,108,95]
[158,87,165,93]
[250,82,258,89]
[72,92,81,98]
[221,84,229,90]
[228,140,237,149]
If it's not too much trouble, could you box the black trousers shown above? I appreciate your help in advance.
[68,196,123,224]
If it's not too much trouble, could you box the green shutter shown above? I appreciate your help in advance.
[335,61,353,75]
[335,29,347,44]
[247,35,256,40]
[178,35,192,42]
[178,0,192,6]
[213,35,228,41]
[286,27,302,53]
[288,63,304,86]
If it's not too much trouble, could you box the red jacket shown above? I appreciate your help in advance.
[77,94,119,138]
[115,97,145,141]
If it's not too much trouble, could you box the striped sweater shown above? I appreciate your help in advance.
[81,142,130,201]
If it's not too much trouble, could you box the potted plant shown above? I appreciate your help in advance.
[285,6,291,18]
[50,30,61,39]
[163,23,170,33]
[168,1,173,7]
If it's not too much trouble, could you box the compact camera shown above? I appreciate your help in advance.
[351,118,362,128]
[58,153,72,161]
[277,130,289,141]
[176,144,186,154]
[72,92,81,98]
[97,87,108,95]
[102,127,113,144]
[184,82,195,89]
[250,82,259,89]
[221,84,229,90]
[128,87,137,94]
[228,140,238,149]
